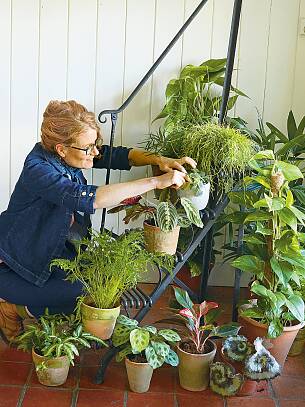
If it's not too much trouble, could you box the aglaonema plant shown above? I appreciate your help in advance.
[112,315,180,369]
[227,150,305,338]
[160,287,240,354]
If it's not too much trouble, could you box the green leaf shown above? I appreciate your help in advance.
[277,161,303,181]
[143,326,157,335]
[228,191,258,207]
[242,235,265,245]
[158,329,181,342]
[130,329,150,353]
[174,287,194,309]
[279,208,297,231]
[270,257,286,286]
[244,211,272,222]
[289,205,305,226]
[291,185,305,206]
[250,283,269,298]
[112,325,133,347]
[256,222,273,235]
[180,198,203,228]
[252,150,275,161]
[213,323,240,338]
[240,307,264,319]
[151,340,170,357]
[286,190,294,207]
[156,202,178,232]
[287,110,297,140]
[116,345,132,362]
[267,319,283,338]
[231,255,264,274]
[145,345,164,369]
[164,349,179,367]
[244,176,270,189]
[286,295,304,322]
[116,315,139,328]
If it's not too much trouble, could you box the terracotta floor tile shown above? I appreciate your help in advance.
[80,348,108,367]
[29,365,79,389]
[77,389,124,407]
[283,354,305,377]
[227,397,275,407]
[0,342,32,363]
[22,388,72,407]
[0,362,31,385]
[0,386,23,406]
[147,366,175,394]
[279,401,305,407]
[272,376,305,400]
[127,392,175,407]
[176,393,224,407]
[79,363,128,391]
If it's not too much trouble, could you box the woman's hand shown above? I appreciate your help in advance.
[157,156,197,174]
[154,170,187,190]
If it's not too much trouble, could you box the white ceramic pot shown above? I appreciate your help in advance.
[179,182,210,211]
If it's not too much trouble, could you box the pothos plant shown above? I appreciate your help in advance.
[227,150,305,338]
[210,336,281,396]
[14,311,106,368]
[158,287,240,354]
[108,191,203,232]
[112,315,180,369]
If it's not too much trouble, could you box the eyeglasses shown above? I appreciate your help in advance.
[67,138,103,156]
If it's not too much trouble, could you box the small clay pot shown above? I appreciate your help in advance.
[81,301,120,340]
[32,348,70,387]
[177,339,216,391]
[125,357,153,393]
[143,221,180,255]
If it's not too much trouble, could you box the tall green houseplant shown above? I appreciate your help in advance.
[228,150,305,339]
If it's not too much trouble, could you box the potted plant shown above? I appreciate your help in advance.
[14,311,106,386]
[227,150,305,367]
[178,169,210,210]
[210,336,280,397]
[108,194,203,255]
[158,287,240,391]
[112,315,180,393]
[51,230,173,339]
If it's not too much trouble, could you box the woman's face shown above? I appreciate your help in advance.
[59,128,100,169]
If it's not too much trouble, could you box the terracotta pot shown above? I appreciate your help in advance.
[81,302,120,340]
[238,314,304,368]
[288,327,305,356]
[143,221,180,255]
[177,339,216,391]
[125,357,153,393]
[178,182,210,210]
[220,348,257,396]
[32,348,70,387]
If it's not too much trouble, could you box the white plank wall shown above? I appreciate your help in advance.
[0,0,304,285]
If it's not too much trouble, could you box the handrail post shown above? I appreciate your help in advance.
[219,0,243,124]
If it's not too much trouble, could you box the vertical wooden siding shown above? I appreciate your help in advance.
[0,0,304,235]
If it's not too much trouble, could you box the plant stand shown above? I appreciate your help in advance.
[94,0,243,385]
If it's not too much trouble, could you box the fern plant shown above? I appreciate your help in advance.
[50,230,174,309]
[14,311,106,367]
[112,315,180,369]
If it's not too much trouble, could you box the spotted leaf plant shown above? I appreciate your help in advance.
[112,315,180,369]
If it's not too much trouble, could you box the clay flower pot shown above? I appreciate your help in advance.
[288,327,305,356]
[239,314,304,368]
[143,221,180,255]
[177,339,216,391]
[32,348,70,387]
[81,302,120,340]
[125,357,153,393]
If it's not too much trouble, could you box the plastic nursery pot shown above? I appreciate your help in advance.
[238,314,304,368]
[288,327,305,356]
[178,182,211,211]
[220,348,257,396]
[177,339,216,391]
[125,357,153,393]
[81,301,121,340]
[32,348,70,387]
[143,221,180,255]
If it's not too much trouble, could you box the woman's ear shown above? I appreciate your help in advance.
[55,143,67,159]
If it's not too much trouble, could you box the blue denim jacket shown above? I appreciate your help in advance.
[0,142,131,287]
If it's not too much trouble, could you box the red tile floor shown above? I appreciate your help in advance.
[0,285,305,407]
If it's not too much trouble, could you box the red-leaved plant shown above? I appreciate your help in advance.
[161,287,240,354]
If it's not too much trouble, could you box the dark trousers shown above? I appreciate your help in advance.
[0,263,83,318]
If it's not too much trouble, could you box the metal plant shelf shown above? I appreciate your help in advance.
[94,0,243,384]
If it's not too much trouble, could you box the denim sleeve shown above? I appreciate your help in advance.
[93,145,132,170]
[21,161,97,214]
